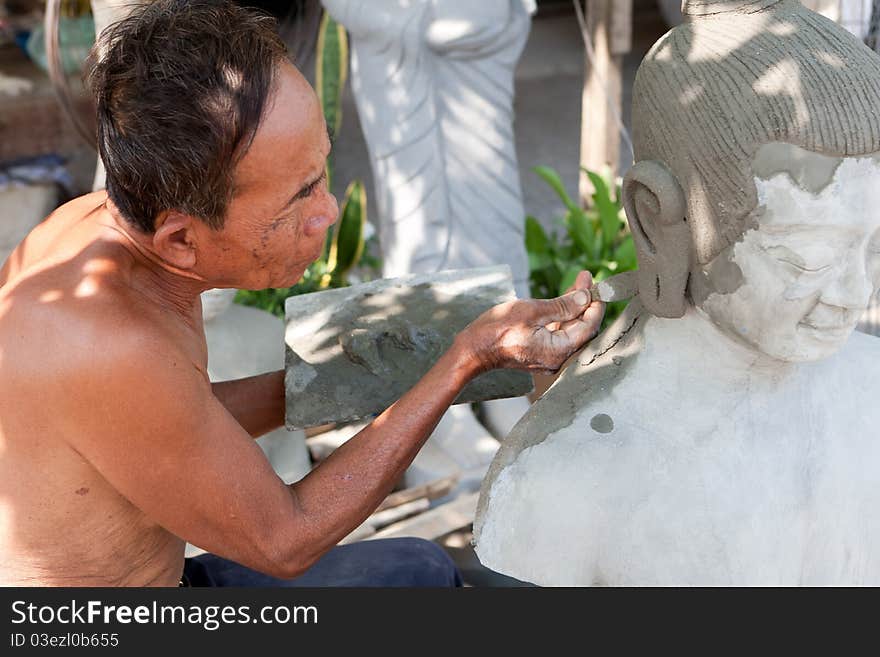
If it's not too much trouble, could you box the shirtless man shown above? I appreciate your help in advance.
[0,0,603,586]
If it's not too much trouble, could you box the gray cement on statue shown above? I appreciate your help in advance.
[284,266,533,430]
[475,0,880,586]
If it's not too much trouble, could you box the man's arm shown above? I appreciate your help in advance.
[211,371,285,438]
[57,328,480,579]
[58,279,601,579]
[281,339,478,566]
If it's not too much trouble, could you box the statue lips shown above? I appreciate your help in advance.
[799,304,862,340]
[798,321,857,341]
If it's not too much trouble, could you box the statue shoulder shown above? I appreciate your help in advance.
[834,329,880,392]
[475,302,648,527]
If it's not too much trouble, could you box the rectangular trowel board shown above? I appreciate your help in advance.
[284,266,533,430]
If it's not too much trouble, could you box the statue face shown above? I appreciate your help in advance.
[695,144,880,362]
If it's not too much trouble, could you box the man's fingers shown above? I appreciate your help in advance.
[564,270,594,295]
[556,314,601,348]
[574,270,593,292]
[534,288,592,324]
[557,298,606,342]
[581,300,606,329]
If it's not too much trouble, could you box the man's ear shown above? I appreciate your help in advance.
[622,160,691,318]
[152,211,198,271]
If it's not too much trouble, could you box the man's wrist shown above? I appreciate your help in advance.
[448,333,487,382]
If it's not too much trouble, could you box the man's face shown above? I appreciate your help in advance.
[196,61,338,290]
[695,144,880,362]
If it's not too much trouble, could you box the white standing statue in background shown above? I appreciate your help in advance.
[321,0,533,298]
[475,0,880,585]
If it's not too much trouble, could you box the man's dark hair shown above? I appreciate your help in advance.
[87,0,288,233]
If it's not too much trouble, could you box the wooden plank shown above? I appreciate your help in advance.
[368,498,431,530]
[367,492,479,542]
[374,475,459,513]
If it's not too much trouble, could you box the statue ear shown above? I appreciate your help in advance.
[622,160,692,318]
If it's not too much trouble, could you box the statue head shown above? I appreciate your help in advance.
[624,0,880,361]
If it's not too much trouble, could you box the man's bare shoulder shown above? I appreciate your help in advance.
[0,255,205,399]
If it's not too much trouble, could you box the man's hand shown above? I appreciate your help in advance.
[459,270,605,375]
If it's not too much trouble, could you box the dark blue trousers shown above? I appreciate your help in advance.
[182,537,463,587]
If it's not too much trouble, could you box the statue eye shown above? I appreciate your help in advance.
[764,245,829,273]
[778,259,832,274]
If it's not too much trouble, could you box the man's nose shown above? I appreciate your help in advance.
[326,191,340,225]
[820,257,874,311]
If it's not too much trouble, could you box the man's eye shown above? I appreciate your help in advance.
[306,172,327,196]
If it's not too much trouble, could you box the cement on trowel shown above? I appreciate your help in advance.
[284,266,532,429]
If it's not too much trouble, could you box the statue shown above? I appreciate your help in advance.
[474,0,880,585]
[321,0,533,298]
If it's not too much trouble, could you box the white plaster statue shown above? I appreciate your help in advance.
[320,0,533,298]
[474,0,880,585]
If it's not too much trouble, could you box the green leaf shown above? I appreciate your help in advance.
[316,12,348,140]
[567,208,598,261]
[585,170,621,251]
[525,215,550,255]
[327,180,366,284]
[613,236,638,270]
[528,251,553,272]
[534,166,578,212]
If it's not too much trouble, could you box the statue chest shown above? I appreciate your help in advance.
[478,384,880,586]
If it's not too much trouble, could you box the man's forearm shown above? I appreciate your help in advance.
[211,371,285,438]
[283,337,481,566]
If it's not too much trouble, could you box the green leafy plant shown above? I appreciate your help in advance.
[236,12,377,318]
[526,165,637,329]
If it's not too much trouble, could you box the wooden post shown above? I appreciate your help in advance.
[578,0,632,206]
